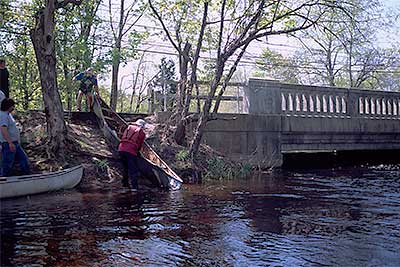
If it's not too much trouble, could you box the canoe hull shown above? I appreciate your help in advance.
[93,97,183,190]
[0,165,83,199]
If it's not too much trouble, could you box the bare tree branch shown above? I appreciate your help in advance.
[148,0,181,53]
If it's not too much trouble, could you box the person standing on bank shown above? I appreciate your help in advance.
[0,59,10,98]
[0,98,30,177]
[118,119,146,190]
[73,67,99,112]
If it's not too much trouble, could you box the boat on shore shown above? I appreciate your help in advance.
[0,165,83,199]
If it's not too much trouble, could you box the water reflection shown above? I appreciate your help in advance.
[1,166,400,266]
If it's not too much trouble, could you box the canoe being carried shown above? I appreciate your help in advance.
[93,97,183,190]
[0,165,83,199]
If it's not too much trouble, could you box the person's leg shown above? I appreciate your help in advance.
[77,91,83,111]
[119,151,129,187]
[1,143,16,177]
[126,154,140,190]
[14,144,30,175]
[87,94,93,112]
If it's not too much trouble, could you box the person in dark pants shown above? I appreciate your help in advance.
[118,119,146,190]
[0,59,10,98]
[0,98,30,176]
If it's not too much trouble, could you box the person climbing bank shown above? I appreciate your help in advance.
[73,67,100,112]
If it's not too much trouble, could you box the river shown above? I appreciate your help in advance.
[1,165,400,266]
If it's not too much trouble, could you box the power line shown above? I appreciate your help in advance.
[2,27,400,75]
[5,16,399,67]
[3,1,399,48]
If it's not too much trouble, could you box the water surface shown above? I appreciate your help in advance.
[1,166,400,266]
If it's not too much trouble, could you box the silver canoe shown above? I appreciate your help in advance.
[0,165,83,199]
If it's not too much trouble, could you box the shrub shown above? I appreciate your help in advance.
[175,149,190,161]
[205,158,253,180]
[92,157,109,174]
[205,157,233,180]
[237,163,253,178]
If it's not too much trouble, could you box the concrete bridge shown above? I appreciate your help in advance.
[202,79,400,167]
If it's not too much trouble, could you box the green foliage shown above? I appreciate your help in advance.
[237,163,253,179]
[205,157,234,180]
[150,57,178,111]
[254,48,300,84]
[127,30,149,60]
[175,149,190,161]
[198,59,216,81]
[154,57,177,92]
[284,0,399,89]
[92,157,109,173]
[175,149,192,169]
[205,157,253,180]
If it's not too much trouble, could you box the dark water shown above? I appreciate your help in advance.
[1,166,400,267]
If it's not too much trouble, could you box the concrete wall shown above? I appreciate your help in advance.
[204,79,400,167]
[202,114,282,167]
[281,116,400,152]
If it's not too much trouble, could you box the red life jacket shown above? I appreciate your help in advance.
[118,125,145,156]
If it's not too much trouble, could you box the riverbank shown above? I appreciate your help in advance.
[17,111,253,187]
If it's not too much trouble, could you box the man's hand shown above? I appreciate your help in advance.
[8,142,16,152]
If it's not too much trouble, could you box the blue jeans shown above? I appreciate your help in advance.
[119,151,139,189]
[2,142,30,177]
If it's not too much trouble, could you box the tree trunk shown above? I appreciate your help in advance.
[109,0,125,110]
[172,44,191,145]
[110,56,120,110]
[189,61,225,157]
[174,2,209,147]
[130,53,144,112]
[22,39,29,110]
[30,0,67,156]
[63,65,72,112]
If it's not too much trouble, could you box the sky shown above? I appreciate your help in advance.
[101,0,400,94]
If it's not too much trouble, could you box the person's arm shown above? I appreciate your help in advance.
[72,72,83,81]
[0,91,5,103]
[0,126,16,152]
[137,131,146,152]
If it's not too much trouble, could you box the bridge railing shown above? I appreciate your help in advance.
[352,90,400,118]
[247,79,400,119]
[280,86,348,117]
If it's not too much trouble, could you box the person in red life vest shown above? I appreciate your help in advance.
[118,119,146,190]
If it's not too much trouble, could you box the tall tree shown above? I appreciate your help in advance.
[150,0,351,159]
[149,0,209,145]
[0,1,42,108]
[30,0,82,157]
[255,48,301,83]
[152,57,177,110]
[108,0,147,110]
[288,0,398,88]
[56,0,103,111]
